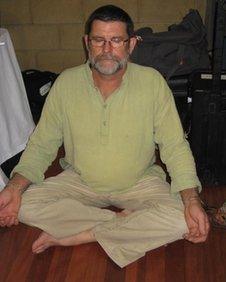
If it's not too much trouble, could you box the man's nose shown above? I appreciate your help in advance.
[102,40,112,52]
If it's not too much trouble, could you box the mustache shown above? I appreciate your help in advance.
[95,53,120,62]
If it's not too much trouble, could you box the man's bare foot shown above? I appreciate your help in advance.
[32,232,60,253]
[32,229,96,254]
[116,209,133,217]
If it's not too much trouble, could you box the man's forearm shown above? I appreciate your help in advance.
[180,187,201,206]
[5,173,32,194]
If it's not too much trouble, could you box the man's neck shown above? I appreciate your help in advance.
[92,66,127,100]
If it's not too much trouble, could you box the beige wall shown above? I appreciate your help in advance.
[0,0,206,73]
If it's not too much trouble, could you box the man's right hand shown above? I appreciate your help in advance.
[0,187,22,227]
[0,173,31,227]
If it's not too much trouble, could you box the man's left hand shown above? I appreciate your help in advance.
[183,199,210,243]
[180,188,210,243]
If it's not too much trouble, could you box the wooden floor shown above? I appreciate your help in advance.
[0,155,225,282]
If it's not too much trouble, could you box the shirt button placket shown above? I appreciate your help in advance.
[101,103,109,145]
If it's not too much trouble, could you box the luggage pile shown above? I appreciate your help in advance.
[189,0,226,185]
[132,3,226,186]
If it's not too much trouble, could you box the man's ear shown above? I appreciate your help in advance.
[128,36,137,54]
[84,35,89,50]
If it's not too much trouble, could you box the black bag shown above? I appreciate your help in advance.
[22,69,58,123]
[131,9,210,79]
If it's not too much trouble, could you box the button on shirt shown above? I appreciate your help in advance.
[13,62,201,194]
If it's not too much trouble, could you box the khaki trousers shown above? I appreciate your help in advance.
[19,169,188,268]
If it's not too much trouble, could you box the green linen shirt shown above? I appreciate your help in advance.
[13,62,201,194]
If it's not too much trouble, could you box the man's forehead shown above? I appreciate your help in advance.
[90,20,127,36]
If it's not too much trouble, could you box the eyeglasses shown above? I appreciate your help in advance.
[88,37,130,48]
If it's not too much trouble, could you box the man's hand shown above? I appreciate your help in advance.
[0,187,22,227]
[0,173,31,227]
[180,188,210,243]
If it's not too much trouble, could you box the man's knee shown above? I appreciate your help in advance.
[18,203,39,225]
[170,208,188,239]
[156,203,188,236]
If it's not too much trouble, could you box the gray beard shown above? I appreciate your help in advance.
[89,53,129,75]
